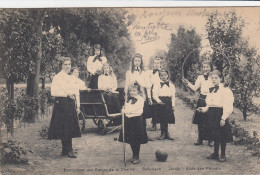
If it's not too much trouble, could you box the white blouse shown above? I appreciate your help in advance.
[205,83,234,120]
[124,95,144,118]
[146,69,161,98]
[72,76,87,90]
[188,75,213,95]
[87,55,107,75]
[51,71,80,108]
[152,81,176,107]
[124,70,147,98]
[98,74,118,92]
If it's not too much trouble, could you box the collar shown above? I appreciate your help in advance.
[134,67,141,72]
[160,81,170,87]
[126,96,138,104]
[60,70,69,76]
[153,69,160,74]
[203,74,209,80]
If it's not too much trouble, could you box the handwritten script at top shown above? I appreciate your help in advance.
[133,21,172,44]
[132,9,221,44]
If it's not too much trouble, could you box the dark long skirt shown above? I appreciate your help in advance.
[203,107,233,143]
[192,94,207,125]
[48,97,81,140]
[155,97,175,124]
[144,86,160,124]
[142,88,152,119]
[103,92,121,114]
[119,116,148,145]
[89,74,99,89]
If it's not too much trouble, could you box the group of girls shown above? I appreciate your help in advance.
[120,53,176,164]
[183,62,234,163]
[48,44,234,164]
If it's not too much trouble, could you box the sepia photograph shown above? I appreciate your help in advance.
[0,5,260,175]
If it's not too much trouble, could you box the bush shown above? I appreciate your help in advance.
[1,140,31,164]
[230,120,260,157]
[38,126,49,139]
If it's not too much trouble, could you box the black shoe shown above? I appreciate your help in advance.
[207,153,219,160]
[208,141,214,147]
[132,158,140,164]
[67,151,77,158]
[148,136,153,141]
[165,132,174,140]
[194,139,203,145]
[151,124,157,131]
[158,133,165,140]
[218,155,226,162]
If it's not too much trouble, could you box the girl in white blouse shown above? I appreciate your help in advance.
[146,56,162,131]
[200,70,234,162]
[182,60,213,146]
[124,53,146,99]
[98,63,118,92]
[71,67,88,90]
[119,83,148,164]
[48,57,81,158]
[153,68,175,140]
[87,44,107,89]
[98,63,121,114]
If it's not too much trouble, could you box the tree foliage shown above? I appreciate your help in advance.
[232,42,260,120]
[166,26,201,86]
[206,11,260,120]
[206,11,245,82]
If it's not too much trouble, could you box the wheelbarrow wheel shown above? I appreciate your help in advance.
[97,119,107,135]
[78,110,86,133]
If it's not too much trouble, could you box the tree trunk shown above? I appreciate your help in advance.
[6,79,14,136]
[24,72,36,123]
[41,77,45,90]
[24,10,44,123]
[32,11,44,122]
[26,73,35,97]
[243,109,247,121]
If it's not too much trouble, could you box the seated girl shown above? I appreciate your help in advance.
[98,63,121,114]
[98,63,118,93]
[71,67,88,90]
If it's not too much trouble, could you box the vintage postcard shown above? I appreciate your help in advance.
[0,4,260,175]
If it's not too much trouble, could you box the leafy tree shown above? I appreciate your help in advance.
[206,11,260,120]
[166,26,201,86]
[232,42,260,120]
[0,9,35,133]
[206,11,245,83]
[49,8,135,83]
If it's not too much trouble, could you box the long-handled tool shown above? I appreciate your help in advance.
[122,107,126,166]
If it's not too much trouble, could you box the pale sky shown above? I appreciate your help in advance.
[126,7,260,67]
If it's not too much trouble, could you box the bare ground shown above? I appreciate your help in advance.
[1,97,259,175]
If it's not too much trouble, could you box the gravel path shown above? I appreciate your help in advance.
[1,97,259,175]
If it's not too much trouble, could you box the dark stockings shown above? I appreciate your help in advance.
[213,140,226,157]
[160,122,168,135]
[130,144,140,159]
[61,137,72,153]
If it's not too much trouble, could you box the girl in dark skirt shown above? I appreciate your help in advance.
[87,44,107,89]
[200,70,234,162]
[146,56,162,131]
[152,69,175,140]
[182,60,213,146]
[48,57,81,158]
[98,63,121,114]
[124,53,153,141]
[119,83,148,164]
